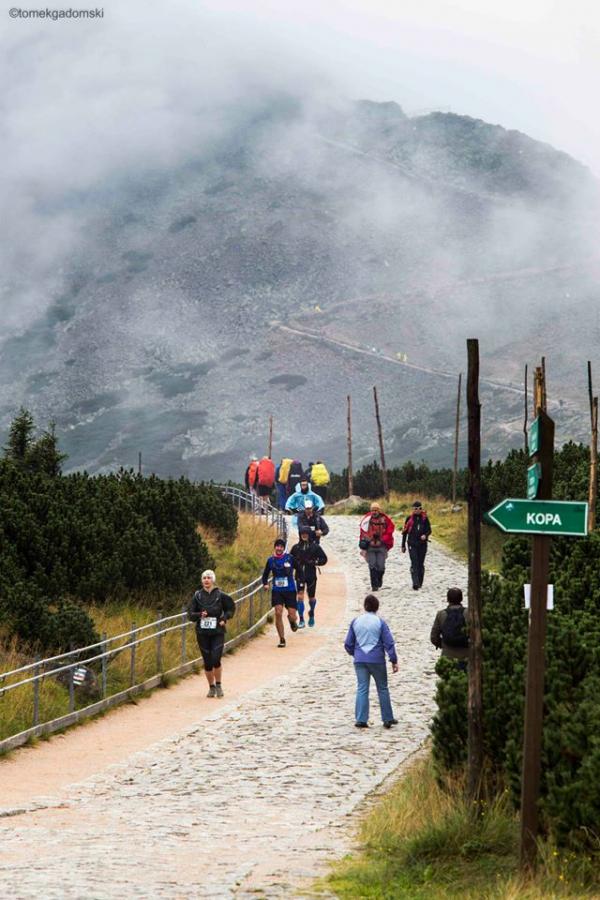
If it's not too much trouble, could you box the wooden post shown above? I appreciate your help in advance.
[373,386,389,500]
[268,415,273,459]
[452,372,462,506]
[138,452,142,476]
[523,364,529,455]
[466,339,484,807]
[347,395,354,497]
[588,362,598,533]
[101,633,108,698]
[520,403,554,871]
[130,624,137,687]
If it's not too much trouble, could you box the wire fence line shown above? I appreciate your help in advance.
[0,486,287,754]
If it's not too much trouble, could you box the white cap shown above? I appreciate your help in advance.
[304,499,314,508]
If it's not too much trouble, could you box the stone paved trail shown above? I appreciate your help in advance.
[0,518,467,898]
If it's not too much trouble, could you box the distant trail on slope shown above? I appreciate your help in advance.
[276,323,525,397]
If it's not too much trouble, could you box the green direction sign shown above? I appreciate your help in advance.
[529,417,540,455]
[527,463,541,500]
[486,499,588,536]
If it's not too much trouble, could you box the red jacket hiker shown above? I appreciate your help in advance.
[359,509,395,550]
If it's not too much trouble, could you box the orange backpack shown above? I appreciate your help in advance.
[257,457,275,487]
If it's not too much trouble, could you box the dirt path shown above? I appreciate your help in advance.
[0,519,467,898]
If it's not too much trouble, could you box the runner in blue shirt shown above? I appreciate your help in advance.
[262,538,299,648]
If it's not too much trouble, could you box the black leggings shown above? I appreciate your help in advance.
[196,631,225,671]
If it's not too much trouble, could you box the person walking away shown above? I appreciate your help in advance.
[278,457,293,499]
[304,461,314,481]
[262,538,299,647]
[244,455,259,506]
[275,459,288,510]
[188,570,236,698]
[287,459,304,496]
[290,525,328,628]
[310,460,330,503]
[358,502,395,590]
[256,456,276,513]
[344,594,399,728]
[297,500,329,543]
[430,588,469,670]
[401,500,432,590]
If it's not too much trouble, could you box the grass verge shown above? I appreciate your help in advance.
[323,756,600,899]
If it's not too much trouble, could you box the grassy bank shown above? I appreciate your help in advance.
[325,756,600,899]
[0,514,275,744]
[331,492,506,572]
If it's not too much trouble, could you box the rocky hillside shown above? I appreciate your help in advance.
[1,95,599,479]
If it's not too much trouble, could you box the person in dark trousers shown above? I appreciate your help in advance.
[262,538,299,647]
[344,594,399,728]
[430,587,469,669]
[287,459,304,496]
[359,502,395,590]
[296,500,329,543]
[290,525,328,628]
[401,500,432,590]
[188,569,236,698]
[275,461,288,510]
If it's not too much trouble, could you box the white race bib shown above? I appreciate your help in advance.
[274,577,288,588]
[200,617,217,629]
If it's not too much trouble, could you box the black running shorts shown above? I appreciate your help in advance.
[271,590,298,609]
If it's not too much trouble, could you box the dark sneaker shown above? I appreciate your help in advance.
[215,684,224,698]
[308,614,315,627]
[207,685,217,698]
[355,722,368,729]
[383,719,399,729]
[289,620,299,632]
[278,638,286,648]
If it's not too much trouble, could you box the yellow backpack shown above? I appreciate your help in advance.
[311,462,330,486]
[278,458,293,484]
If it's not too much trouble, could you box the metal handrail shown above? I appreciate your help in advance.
[0,485,286,709]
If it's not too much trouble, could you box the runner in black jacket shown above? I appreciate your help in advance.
[188,570,235,697]
[290,526,328,628]
[296,501,329,543]
[401,501,432,590]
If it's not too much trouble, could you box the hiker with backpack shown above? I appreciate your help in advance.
[256,456,275,512]
[244,455,259,500]
[430,588,469,669]
[297,500,329,543]
[188,570,236,698]
[287,459,304,496]
[290,525,328,628]
[358,502,395,591]
[309,460,330,503]
[262,538,299,648]
[344,594,399,729]
[275,459,290,510]
[401,500,432,590]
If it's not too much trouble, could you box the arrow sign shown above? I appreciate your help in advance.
[486,499,588,536]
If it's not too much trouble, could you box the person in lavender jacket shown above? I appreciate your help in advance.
[344,594,399,729]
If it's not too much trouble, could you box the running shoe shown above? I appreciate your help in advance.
[278,638,286,648]
[215,684,224,698]
[207,685,217,698]
[290,620,299,632]
[297,619,306,629]
[308,614,315,627]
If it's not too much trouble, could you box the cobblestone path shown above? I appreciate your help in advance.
[0,518,467,898]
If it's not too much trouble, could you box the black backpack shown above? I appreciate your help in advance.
[441,606,469,648]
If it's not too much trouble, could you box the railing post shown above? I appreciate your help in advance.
[181,607,187,665]
[101,632,108,699]
[33,656,41,727]
[156,609,163,674]
[130,623,137,687]
[68,664,75,713]
[249,590,254,628]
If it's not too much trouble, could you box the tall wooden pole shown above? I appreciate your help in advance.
[347,395,354,497]
[138,451,142,476]
[268,416,273,458]
[452,372,462,506]
[466,339,483,806]
[588,363,597,533]
[373,385,389,500]
[523,364,529,455]
[520,370,554,872]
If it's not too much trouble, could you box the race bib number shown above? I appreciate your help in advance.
[200,617,217,629]
[274,577,288,588]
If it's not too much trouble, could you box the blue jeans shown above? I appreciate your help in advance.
[354,662,394,723]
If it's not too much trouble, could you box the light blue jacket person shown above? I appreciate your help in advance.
[344,595,398,728]
[285,481,325,513]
